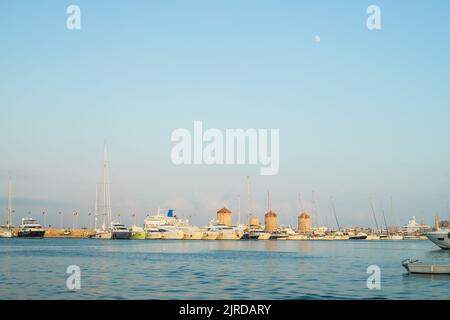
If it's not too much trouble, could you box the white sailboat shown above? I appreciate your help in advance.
[92,143,130,240]
[0,178,14,238]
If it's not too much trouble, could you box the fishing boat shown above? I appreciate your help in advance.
[17,218,45,238]
[425,230,450,249]
[130,225,146,240]
[402,259,450,274]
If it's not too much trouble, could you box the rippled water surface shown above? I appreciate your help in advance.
[1,239,449,299]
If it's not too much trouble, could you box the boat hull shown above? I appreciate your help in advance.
[145,232,162,239]
[425,231,450,249]
[402,259,450,274]
[287,234,308,240]
[91,231,113,239]
[160,231,184,240]
[202,231,219,240]
[349,236,367,240]
[112,231,131,240]
[183,231,204,240]
[17,230,45,238]
[217,232,243,240]
[0,230,13,238]
[130,232,146,240]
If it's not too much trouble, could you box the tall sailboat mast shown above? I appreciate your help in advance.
[7,177,13,227]
[330,197,341,232]
[103,142,112,230]
[94,183,99,230]
[311,190,319,228]
[369,199,380,232]
[381,207,389,235]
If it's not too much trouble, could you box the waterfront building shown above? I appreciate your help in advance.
[435,216,441,230]
[298,212,311,234]
[217,207,232,226]
[264,210,278,233]
[401,216,432,235]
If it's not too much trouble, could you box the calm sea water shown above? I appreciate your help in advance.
[0,238,449,300]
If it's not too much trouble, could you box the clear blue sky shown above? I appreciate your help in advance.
[1,1,450,228]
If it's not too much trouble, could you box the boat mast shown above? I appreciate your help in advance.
[103,142,112,230]
[330,197,341,232]
[311,190,319,228]
[381,207,389,235]
[369,198,380,233]
[7,177,13,228]
[94,183,99,230]
[237,195,241,226]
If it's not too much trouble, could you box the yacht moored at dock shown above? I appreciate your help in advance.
[208,223,243,240]
[111,222,131,239]
[425,230,450,249]
[201,229,220,240]
[349,232,367,240]
[181,226,204,240]
[130,225,146,240]
[144,227,162,239]
[158,225,184,240]
[17,218,45,238]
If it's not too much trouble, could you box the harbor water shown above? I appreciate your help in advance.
[0,239,449,299]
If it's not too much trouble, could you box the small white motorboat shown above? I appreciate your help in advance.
[402,259,450,274]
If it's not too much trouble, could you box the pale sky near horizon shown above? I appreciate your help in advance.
[1,1,450,229]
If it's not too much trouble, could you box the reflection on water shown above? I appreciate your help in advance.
[0,239,449,299]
